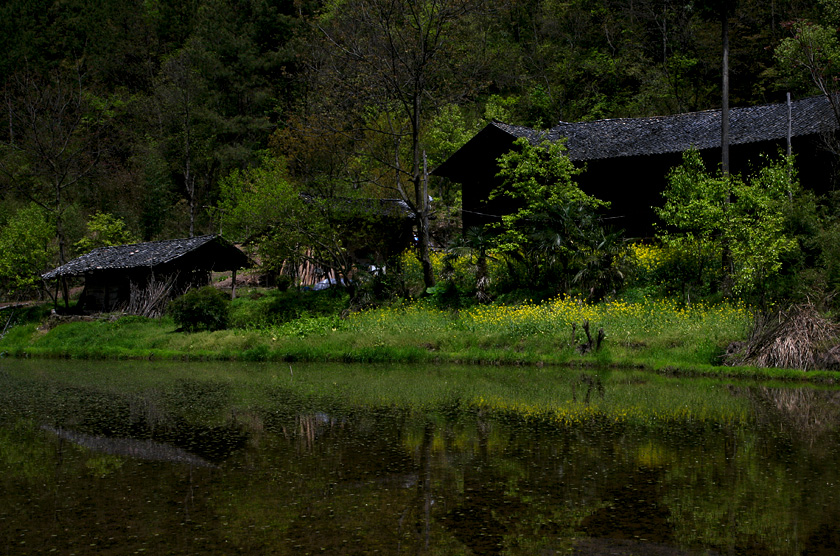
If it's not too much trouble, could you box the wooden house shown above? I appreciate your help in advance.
[41,235,250,312]
[433,95,839,238]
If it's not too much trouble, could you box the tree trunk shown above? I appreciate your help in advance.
[721,11,730,176]
[721,8,733,296]
[417,150,434,289]
[55,187,70,309]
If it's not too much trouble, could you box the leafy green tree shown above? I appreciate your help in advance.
[0,204,56,299]
[74,212,139,253]
[298,0,486,291]
[150,47,215,238]
[728,156,800,299]
[144,0,307,238]
[776,0,840,128]
[493,138,602,250]
[490,137,609,294]
[0,65,111,306]
[656,149,799,303]
[218,157,357,294]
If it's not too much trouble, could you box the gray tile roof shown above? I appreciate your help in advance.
[42,235,248,280]
[489,95,838,162]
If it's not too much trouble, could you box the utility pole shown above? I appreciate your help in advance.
[721,7,733,295]
[721,11,730,177]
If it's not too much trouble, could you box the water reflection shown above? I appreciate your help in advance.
[1,361,840,554]
[736,385,840,443]
[41,425,216,468]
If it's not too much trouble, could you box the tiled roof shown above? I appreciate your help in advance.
[489,95,837,162]
[42,235,248,279]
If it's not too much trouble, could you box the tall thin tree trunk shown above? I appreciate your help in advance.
[414,95,434,289]
[721,12,730,177]
[186,146,195,238]
[183,87,195,238]
[55,186,70,309]
[6,89,12,146]
[721,9,732,296]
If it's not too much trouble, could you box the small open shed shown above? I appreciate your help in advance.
[41,235,250,313]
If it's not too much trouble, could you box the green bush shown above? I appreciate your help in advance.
[168,287,231,332]
[229,288,349,328]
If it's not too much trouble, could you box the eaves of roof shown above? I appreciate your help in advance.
[42,235,248,280]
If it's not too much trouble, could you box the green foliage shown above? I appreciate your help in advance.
[0,204,56,298]
[490,137,619,297]
[219,156,362,290]
[229,288,349,329]
[492,138,601,252]
[425,104,482,170]
[573,228,633,302]
[776,10,840,99]
[220,156,309,278]
[74,212,139,253]
[425,280,471,310]
[219,157,300,243]
[656,149,799,302]
[168,286,231,332]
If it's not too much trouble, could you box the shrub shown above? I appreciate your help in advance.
[168,287,231,332]
[426,280,470,310]
[229,287,349,328]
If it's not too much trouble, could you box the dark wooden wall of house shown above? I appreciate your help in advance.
[457,135,837,240]
[79,262,214,313]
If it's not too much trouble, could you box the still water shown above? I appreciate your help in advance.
[1,359,839,555]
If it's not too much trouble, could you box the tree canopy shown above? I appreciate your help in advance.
[0,0,835,300]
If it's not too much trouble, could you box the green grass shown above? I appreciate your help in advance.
[2,293,839,382]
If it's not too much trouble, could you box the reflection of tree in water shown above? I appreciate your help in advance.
[438,412,525,555]
[572,373,605,404]
[578,466,674,545]
[280,412,347,453]
[730,385,840,554]
[734,385,840,444]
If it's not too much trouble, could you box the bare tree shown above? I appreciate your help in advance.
[302,0,480,290]
[152,49,218,238]
[0,64,107,306]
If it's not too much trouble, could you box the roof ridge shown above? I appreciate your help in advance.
[89,234,217,252]
[489,95,835,161]
[489,95,827,132]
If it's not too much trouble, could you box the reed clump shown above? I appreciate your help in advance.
[726,303,840,371]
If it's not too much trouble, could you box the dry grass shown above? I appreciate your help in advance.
[728,304,840,370]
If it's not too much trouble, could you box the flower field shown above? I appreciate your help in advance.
[342,295,751,367]
[1,291,764,376]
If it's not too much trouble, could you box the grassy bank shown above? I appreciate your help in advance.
[1,293,825,381]
[3,292,840,381]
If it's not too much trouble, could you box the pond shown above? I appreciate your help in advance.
[1,359,839,555]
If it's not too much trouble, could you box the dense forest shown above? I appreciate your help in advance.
[1,0,838,306]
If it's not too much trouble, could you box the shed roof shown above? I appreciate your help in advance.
[434,95,838,177]
[42,235,250,280]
